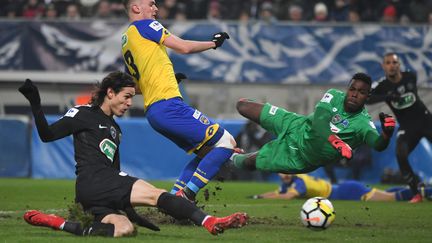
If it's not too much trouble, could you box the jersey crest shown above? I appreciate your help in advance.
[110,126,117,139]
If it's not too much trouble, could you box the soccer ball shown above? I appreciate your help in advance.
[300,197,335,230]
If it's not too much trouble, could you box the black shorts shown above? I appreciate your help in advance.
[75,168,139,222]
[398,116,432,150]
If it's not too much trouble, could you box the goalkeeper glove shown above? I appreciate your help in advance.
[379,112,396,139]
[175,73,187,83]
[18,79,41,107]
[328,134,352,160]
[212,32,230,49]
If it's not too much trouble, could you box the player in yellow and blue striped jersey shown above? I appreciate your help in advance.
[249,174,432,201]
[121,0,233,202]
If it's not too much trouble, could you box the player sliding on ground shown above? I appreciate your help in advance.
[232,73,396,174]
[249,173,432,201]
[19,71,248,237]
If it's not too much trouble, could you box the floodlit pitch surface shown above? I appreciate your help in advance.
[0,178,430,242]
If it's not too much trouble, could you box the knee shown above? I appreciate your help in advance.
[114,221,135,237]
[215,129,236,149]
[236,98,249,114]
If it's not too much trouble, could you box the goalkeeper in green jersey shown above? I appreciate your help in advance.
[232,73,396,174]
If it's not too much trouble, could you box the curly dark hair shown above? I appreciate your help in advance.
[351,72,371,87]
[90,71,136,107]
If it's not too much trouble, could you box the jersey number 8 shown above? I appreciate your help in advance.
[124,50,140,80]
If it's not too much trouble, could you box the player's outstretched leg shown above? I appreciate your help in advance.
[203,212,249,235]
[24,210,65,230]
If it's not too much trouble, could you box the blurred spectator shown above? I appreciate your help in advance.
[381,4,397,23]
[22,0,45,18]
[331,0,349,21]
[157,4,170,20]
[348,9,360,22]
[408,0,430,23]
[162,0,178,19]
[174,2,187,21]
[207,0,221,20]
[429,12,432,25]
[238,9,251,23]
[186,0,209,19]
[288,4,303,22]
[95,0,113,18]
[109,0,126,17]
[3,0,24,18]
[65,3,81,20]
[79,0,98,17]
[240,0,261,20]
[349,0,384,22]
[259,1,277,24]
[2,0,432,23]
[44,3,58,18]
[313,2,329,22]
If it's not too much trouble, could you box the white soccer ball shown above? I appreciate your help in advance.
[300,197,336,230]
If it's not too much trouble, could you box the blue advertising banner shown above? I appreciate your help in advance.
[31,116,246,180]
[0,20,431,85]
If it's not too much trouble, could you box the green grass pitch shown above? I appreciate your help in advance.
[0,178,431,242]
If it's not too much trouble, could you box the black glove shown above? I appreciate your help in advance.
[18,79,41,106]
[212,32,230,49]
[379,112,396,138]
[175,73,187,83]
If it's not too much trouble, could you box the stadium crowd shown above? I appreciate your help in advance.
[1,0,432,24]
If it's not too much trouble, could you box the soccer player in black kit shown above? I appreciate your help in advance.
[20,71,248,237]
[367,53,432,203]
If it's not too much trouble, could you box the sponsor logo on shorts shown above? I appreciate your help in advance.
[99,138,117,162]
[269,106,278,115]
[119,171,128,176]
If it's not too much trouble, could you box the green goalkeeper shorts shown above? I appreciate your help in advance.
[255,103,318,173]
